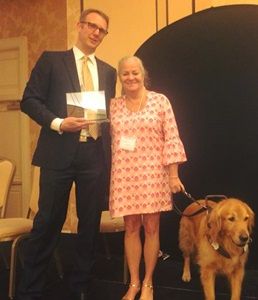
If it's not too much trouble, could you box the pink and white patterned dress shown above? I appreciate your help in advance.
[109,91,187,217]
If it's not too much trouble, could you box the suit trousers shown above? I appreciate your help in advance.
[17,138,105,299]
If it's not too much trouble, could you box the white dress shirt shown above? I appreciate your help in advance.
[50,46,99,132]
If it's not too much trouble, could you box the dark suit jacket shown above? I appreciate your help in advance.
[21,49,116,171]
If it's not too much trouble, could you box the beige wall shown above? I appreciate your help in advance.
[0,0,67,71]
[83,0,156,70]
[67,0,81,49]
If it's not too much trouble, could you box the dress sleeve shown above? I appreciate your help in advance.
[161,95,187,165]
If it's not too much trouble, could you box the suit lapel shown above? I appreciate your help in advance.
[63,49,81,92]
[96,58,105,91]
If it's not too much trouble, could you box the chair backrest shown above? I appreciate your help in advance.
[27,166,40,218]
[0,157,15,218]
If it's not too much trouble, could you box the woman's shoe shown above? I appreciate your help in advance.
[121,283,141,300]
[139,283,153,300]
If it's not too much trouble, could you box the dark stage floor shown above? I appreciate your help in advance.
[0,234,257,300]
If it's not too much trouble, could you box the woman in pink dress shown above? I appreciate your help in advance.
[109,56,187,300]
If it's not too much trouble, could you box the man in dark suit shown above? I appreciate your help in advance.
[17,8,116,300]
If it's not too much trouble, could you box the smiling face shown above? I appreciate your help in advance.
[118,57,145,95]
[76,12,108,55]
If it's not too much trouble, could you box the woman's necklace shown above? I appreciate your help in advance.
[126,88,146,112]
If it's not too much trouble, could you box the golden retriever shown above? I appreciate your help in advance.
[178,198,254,300]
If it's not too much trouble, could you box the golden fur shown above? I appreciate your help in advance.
[178,198,254,300]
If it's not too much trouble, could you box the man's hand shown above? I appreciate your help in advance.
[60,117,92,132]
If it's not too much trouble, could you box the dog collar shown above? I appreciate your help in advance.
[210,240,248,259]
[210,241,231,259]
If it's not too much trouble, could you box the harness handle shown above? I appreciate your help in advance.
[205,194,227,200]
[173,190,210,217]
[173,191,227,217]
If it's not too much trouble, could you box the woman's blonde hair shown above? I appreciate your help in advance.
[118,55,150,88]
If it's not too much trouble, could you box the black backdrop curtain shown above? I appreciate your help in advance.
[135,4,258,269]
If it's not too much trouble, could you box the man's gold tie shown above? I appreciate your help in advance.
[82,56,94,91]
[81,56,100,140]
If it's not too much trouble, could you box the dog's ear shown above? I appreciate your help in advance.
[246,204,255,233]
[207,205,221,243]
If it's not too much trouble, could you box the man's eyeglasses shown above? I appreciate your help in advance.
[80,21,108,36]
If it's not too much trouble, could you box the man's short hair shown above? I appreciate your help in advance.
[80,8,109,28]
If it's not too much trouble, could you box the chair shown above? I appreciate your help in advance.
[0,166,39,299]
[62,184,128,284]
[0,157,16,271]
[0,157,16,218]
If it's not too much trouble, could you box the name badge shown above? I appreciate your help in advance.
[119,136,137,151]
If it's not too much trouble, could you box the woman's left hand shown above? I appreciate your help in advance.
[169,176,185,194]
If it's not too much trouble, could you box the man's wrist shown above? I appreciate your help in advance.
[50,118,64,134]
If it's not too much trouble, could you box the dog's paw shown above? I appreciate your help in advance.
[182,272,191,282]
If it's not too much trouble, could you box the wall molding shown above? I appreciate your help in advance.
[0,100,20,112]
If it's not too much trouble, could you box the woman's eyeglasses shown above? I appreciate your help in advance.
[80,21,108,37]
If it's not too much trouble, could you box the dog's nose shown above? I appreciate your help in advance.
[239,234,249,243]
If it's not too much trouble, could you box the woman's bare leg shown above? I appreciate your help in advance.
[122,214,142,299]
[140,213,160,299]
